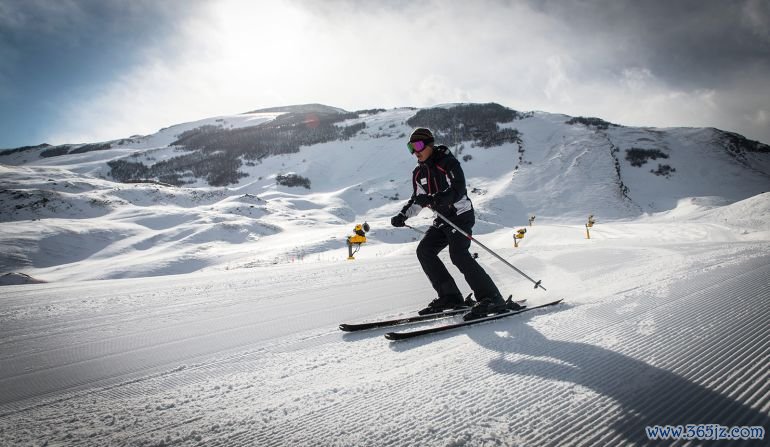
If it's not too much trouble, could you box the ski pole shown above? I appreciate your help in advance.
[434,211,547,291]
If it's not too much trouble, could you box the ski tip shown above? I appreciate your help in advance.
[339,324,352,332]
[384,331,411,341]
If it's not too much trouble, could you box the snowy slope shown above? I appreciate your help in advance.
[0,103,769,445]
[608,126,770,212]
[1,104,769,282]
[0,215,768,445]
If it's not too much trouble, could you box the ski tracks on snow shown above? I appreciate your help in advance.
[1,250,769,445]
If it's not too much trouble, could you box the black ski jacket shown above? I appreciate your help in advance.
[399,145,473,220]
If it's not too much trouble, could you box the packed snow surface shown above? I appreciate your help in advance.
[1,206,769,445]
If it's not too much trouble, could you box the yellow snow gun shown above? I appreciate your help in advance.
[514,228,527,247]
[346,222,370,260]
[586,214,596,239]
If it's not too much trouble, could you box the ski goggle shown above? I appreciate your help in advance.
[407,140,428,154]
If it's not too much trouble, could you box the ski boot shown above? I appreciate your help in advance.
[505,296,526,311]
[417,294,467,315]
[463,294,509,321]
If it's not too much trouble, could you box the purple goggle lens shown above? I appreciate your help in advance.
[407,140,427,154]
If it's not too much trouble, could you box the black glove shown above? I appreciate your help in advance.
[413,194,433,207]
[391,212,406,227]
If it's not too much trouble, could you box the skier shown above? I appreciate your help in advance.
[390,128,523,318]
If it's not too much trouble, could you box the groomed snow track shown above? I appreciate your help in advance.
[1,251,768,446]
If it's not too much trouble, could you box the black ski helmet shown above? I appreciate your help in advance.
[409,128,434,145]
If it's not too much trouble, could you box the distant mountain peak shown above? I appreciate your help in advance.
[244,104,348,115]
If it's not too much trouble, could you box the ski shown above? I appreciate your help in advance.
[338,295,524,332]
[339,306,471,332]
[384,299,563,341]
[339,293,475,332]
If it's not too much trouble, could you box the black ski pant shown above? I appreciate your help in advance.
[416,211,502,300]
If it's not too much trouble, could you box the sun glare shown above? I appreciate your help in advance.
[198,1,316,88]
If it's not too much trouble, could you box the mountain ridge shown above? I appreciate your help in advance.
[2,102,768,220]
[1,102,769,281]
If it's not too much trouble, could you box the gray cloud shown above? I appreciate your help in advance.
[2,0,769,147]
[297,0,770,93]
[525,0,770,88]
[511,0,770,142]
[0,0,202,87]
[0,0,203,146]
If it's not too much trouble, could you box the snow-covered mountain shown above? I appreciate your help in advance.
[1,104,769,446]
[1,103,768,282]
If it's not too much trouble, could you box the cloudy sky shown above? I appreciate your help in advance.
[1,0,769,148]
